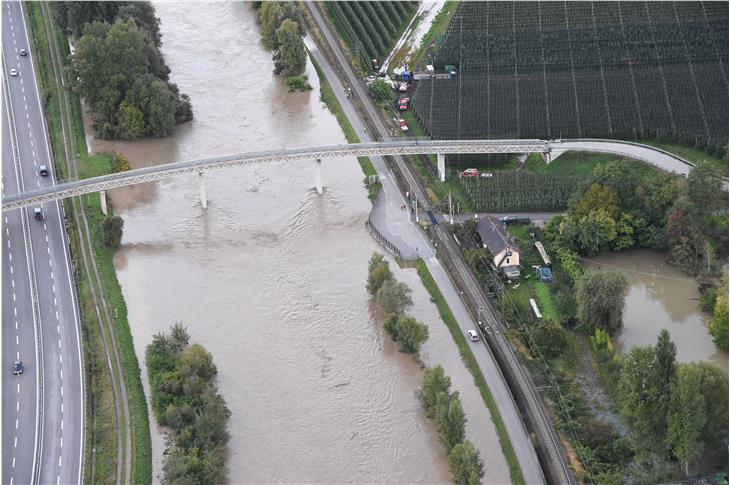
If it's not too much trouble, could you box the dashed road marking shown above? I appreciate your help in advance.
[16,335,18,345]
[17,383,20,393]
[55,310,58,320]
[12,293,16,301]
[59,354,62,363]
[10,265,13,274]
[51,271,54,280]
[43,223,47,231]
[14,436,17,447]
[11,279,14,287]
[13,308,17,316]
[54,297,57,306]
[15,419,18,430]
[16,402,19,411]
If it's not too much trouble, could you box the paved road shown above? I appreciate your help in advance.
[552,139,694,175]
[2,71,38,485]
[2,3,84,484]
[305,6,547,484]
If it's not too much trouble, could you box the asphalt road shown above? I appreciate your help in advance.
[2,3,84,484]
[2,73,37,485]
[305,5,547,484]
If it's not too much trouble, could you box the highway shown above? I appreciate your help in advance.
[2,2,84,484]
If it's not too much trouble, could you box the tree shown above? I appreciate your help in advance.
[576,270,628,333]
[116,2,162,47]
[618,346,662,458]
[366,252,392,296]
[667,364,706,476]
[448,440,485,485]
[574,209,617,256]
[101,215,124,248]
[420,365,452,415]
[573,183,620,220]
[368,79,396,107]
[394,314,429,354]
[375,279,412,316]
[530,319,567,359]
[256,1,304,50]
[709,267,728,350]
[435,392,466,453]
[117,100,144,139]
[125,74,176,137]
[273,19,306,76]
[653,329,677,444]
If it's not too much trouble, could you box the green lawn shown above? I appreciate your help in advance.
[525,151,659,178]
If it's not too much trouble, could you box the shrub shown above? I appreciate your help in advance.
[101,215,124,248]
[577,270,628,334]
[368,79,396,107]
[285,75,312,92]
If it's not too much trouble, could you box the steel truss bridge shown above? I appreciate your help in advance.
[2,139,550,210]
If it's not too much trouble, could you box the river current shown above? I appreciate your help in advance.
[84,2,509,483]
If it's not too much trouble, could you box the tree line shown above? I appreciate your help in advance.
[146,324,230,484]
[367,252,429,354]
[253,2,310,91]
[54,2,193,140]
[421,366,485,485]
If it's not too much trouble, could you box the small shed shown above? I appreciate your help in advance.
[539,267,553,282]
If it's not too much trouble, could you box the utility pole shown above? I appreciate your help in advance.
[448,191,452,224]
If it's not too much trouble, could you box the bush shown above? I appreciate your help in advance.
[101,215,124,248]
[366,252,392,296]
[285,75,312,92]
[375,278,413,316]
[530,319,567,359]
[448,440,484,485]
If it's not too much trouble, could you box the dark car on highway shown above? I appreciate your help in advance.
[13,361,23,376]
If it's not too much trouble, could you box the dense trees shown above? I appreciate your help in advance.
[420,366,484,484]
[255,2,307,83]
[146,324,230,484]
[576,270,628,334]
[546,161,728,277]
[366,252,428,355]
[530,319,567,359]
[62,2,192,139]
[617,331,727,473]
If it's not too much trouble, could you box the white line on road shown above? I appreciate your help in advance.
[61,419,63,430]
[59,354,62,363]
[16,335,18,345]
[61,386,63,397]
[51,271,54,280]
[61,403,63,414]
[58,340,61,349]
[12,293,16,301]
[58,456,61,467]
[43,223,46,231]
[9,252,12,261]
[10,265,13,274]
[54,297,57,306]
[15,419,18,429]
[45,235,48,242]
[12,457,15,468]
[17,383,20,393]
[15,321,18,330]
[60,438,63,448]
[14,307,17,316]
[16,402,19,411]
[16,351,19,359]
[55,310,58,320]
[14,436,17,447]
[11,279,14,287]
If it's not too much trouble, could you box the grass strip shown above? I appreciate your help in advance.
[415,260,525,485]
[24,4,152,483]
[308,50,379,202]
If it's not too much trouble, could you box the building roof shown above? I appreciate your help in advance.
[477,216,520,256]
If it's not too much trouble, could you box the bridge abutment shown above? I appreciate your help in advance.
[99,190,108,215]
[437,153,446,182]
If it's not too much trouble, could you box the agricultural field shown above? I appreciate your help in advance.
[459,171,582,212]
[412,1,728,156]
[325,1,418,71]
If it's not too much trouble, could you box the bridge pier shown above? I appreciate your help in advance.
[541,151,552,164]
[314,158,323,194]
[99,190,108,215]
[199,173,207,209]
[437,153,446,182]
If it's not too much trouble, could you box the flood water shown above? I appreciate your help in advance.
[584,250,728,371]
[85,2,509,483]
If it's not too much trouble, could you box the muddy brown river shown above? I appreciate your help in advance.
[584,250,727,371]
[85,2,509,483]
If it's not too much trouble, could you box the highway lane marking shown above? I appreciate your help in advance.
[58,456,61,467]
[61,419,64,430]
[16,402,19,411]
[7,240,11,248]
[47,247,50,255]
[11,279,15,288]
[54,311,58,320]
[43,223,47,231]
[51,271,54,280]
[16,335,19,345]
[20,86,24,93]
[12,292,16,301]
[23,95,25,102]
[12,457,15,468]
[60,369,62,380]
[27,121,31,130]
[57,325,60,333]
[36,180,39,187]
[45,235,48,242]
[61,386,63,397]
[14,436,17,447]
[54,297,57,306]
[8,251,12,260]
[60,438,62,448]
[61,403,63,414]
[15,321,18,330]
[59,354,62,363]
[17,383,20,393]
[14,307,17,316]
[10,264,13,274]
[6,227,9,235]
[15,419,18,429]
[16,351,19,359]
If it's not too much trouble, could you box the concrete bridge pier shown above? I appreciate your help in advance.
[314,158,323,194]
[437,153,446,182]
[99,190,108,215]
[199,172,207,209]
